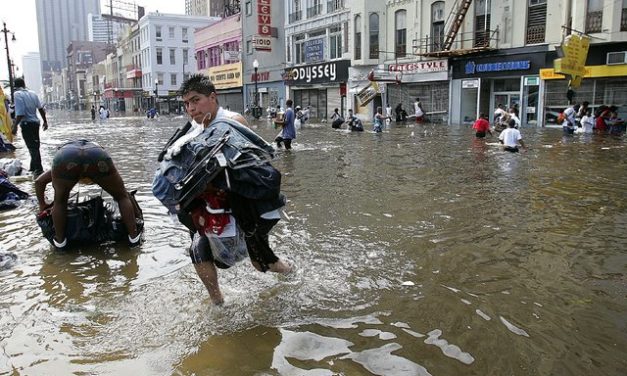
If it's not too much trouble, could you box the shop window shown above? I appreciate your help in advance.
[354,15,362,60]
[395,10,406,58]
[370,13,379,59]
[585,0,603,33]
[431,2,445,52]
[526,0,547,44]
[474,0,491,47]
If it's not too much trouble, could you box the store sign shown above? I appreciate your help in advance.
[254,0,272,51]
[465,60,530,75]
[205,62,242,90]
[388,60,447,73]
[305,38,324,63]
[357,82,380,106]
[554,34,590,88]
[283,60,351,85]
[462,79,479,88]
[252,36,272,51]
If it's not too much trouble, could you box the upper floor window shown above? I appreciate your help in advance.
[155,26,162,41]
[307,0,322,18]
[474,0,491,47]
[369,13,379,59]
[246,1,252,16]
[170,73,177,86]
[183,48,189,65]
[354,15,362,60]
[622,0,627,31]
[586,0,603,33]
[169,27,175,39]
[182,27,189,42]
[526,0,547,44]
[395,10,406,58]
[330,25,342,59]
[290,0,302,22]
[156,48,163,64]
[431,2,445,52]
[295,34,306,64]
[209,47,220,67]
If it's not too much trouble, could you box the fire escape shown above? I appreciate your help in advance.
[412,0,498,58]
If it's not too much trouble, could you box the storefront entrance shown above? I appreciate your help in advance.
[493,93,520,112]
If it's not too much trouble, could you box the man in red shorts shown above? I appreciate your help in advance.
[35,140,141,249]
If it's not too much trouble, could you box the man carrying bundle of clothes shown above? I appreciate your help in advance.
[153,74,291,305]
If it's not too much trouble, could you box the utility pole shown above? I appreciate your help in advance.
[1,22,16,103]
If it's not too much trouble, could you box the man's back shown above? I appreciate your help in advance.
[14,89,41,123]
[499,128,521,147]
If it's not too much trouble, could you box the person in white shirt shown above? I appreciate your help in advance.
[498,120,526,153]
[414,97,424,123]
[493,104,506,125]
[563,104,580,134]
[580,109,595,134]
[508,107,521,129]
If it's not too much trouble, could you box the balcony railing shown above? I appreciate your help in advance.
[289,11,302,23]
[585,11,603,33]
[307,4,322,18]
[327,0,344,13]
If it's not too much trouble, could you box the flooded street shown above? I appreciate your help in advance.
[1,112,626,375]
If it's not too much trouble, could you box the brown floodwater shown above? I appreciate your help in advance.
[0,112,626,375]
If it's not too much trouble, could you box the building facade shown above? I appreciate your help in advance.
[138,12,219,113]
[21,52,43,98]
[35,0,101,84]
[66,41,110,110]
[242,0,288,117]
[282,0,351,120]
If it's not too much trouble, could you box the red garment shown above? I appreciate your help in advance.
[595,116,607,132]
[190,191,231,235]
[473,118,490,132]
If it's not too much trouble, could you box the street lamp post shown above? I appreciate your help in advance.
[1,22,16,103]
[252,59,260,119]
[154,78,159,109]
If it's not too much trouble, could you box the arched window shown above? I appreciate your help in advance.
[395,10,406,58]
[431,2,445,52]
[354,15,362,60]
[369,13,379,59]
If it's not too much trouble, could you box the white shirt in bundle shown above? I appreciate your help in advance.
[581,115,595,133]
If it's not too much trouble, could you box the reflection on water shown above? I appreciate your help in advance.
[0,112,626,375]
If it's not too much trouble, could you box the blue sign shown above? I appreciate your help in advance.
[305,38,324,63]
[465,60,531,75]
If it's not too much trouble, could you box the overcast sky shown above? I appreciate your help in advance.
[0,0,185,82]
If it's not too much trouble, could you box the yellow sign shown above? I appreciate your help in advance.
[553,34,590,88]
[540,64,627,80]
[204,62,243,90]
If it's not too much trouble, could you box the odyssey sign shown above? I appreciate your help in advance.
[284,60,350,85]
[465,60,530,75]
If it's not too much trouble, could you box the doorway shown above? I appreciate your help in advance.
[493,93,520,112]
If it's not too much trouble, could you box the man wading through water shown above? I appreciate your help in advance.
[162,74,292,305]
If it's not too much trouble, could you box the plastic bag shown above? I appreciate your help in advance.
[205,215,248,267]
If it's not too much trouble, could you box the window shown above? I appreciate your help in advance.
[585,0,603,33]
[290,0,302,22]
[395,10,406,58]
[295,34,306,64]
[287,36,292,63]
[169,27,175,39]
[623,0,627,31]
[431,2,445,52]
[209,47,220,67]
[526,0,547,44]
[474,0,491,47]
[246,39,252,54]
[182,27,188,42]
[171,73,177,85]
[170,48,176,65]
[196,51,204,69]
[246,1,252,16]
[369,13,379,59]
[330,25,342,59]
[307,0,322,18]
[183,48,189,65]
[354,15,362,60]
[157,73,163,85]
[155,26,162,41]
[156,48,162,64]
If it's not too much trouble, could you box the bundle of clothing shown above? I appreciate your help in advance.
[152,118,285,267]
[0,171,28,210]
[36,191,143,248]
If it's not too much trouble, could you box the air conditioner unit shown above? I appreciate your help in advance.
[607,51,627,65]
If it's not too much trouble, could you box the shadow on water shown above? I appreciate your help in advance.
[0,111,626,375]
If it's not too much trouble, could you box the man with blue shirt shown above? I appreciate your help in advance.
[274,99,296,150]
[12,78,48,177]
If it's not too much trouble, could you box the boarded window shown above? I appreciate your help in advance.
[526,0,547,44]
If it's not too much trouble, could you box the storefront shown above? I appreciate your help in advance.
[245,67,286,117]
[450,48,550,126]
[284,60,351,121]
[541,42,627,125]
[386,59,449,124]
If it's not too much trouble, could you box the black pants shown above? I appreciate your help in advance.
[20,122,43,174]
[275,137,292,150]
